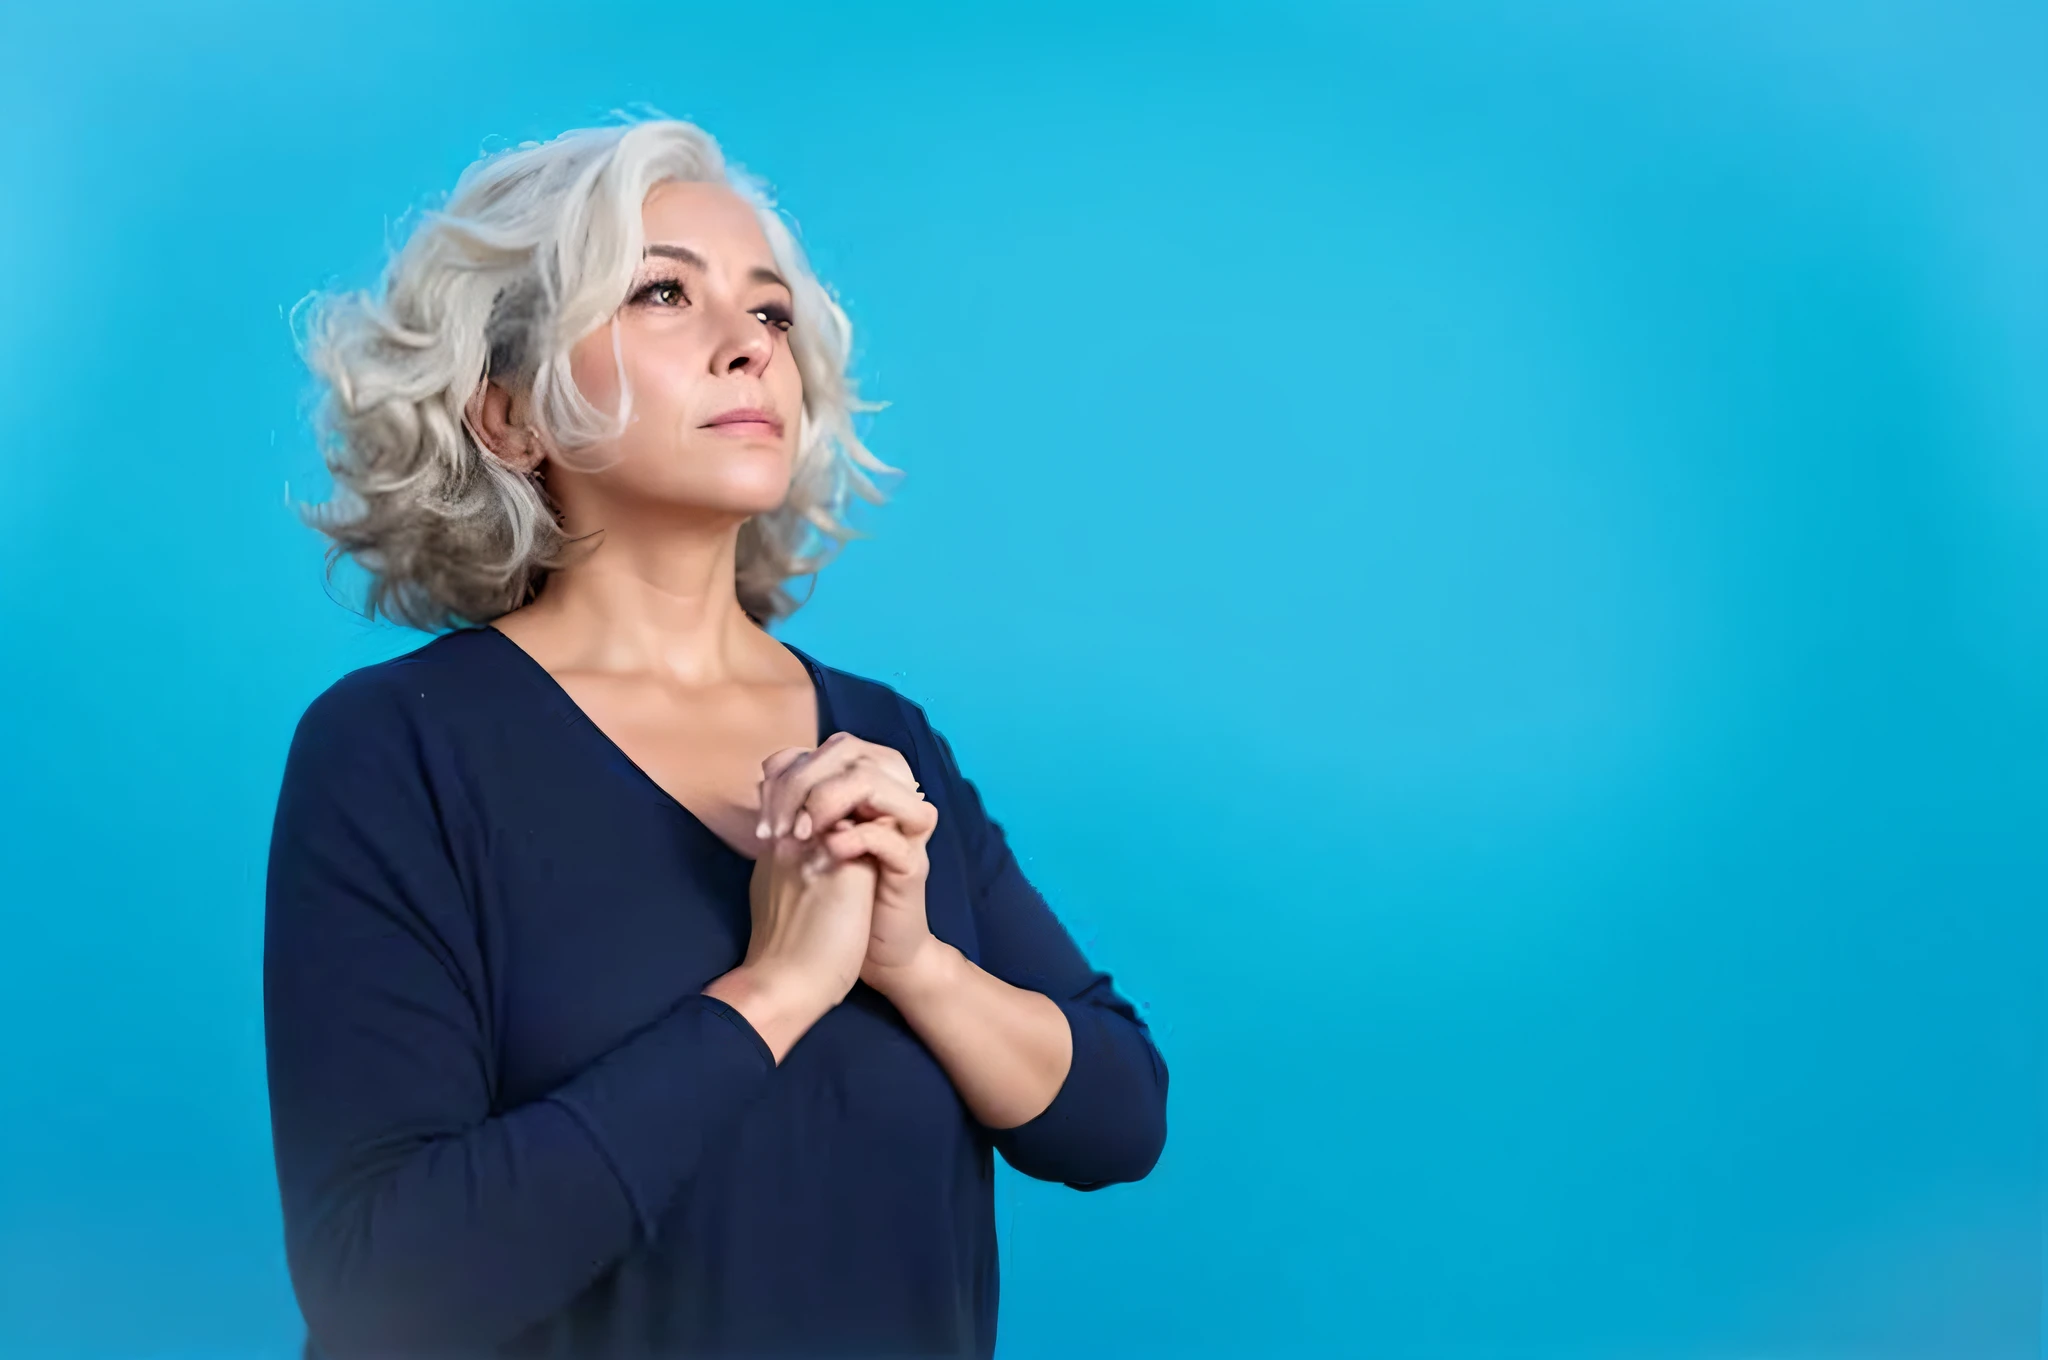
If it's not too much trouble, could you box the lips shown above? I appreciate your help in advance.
[703,407,784,437]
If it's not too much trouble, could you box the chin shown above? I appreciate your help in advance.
[682,476,795,519]
[656,443,795,511]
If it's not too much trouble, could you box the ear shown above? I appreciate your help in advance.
[465,379,547,475]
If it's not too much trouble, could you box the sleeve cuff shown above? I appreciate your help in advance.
[988,997,1167,1189]
[698,992,777,1069]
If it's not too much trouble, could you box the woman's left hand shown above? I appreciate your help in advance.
[757,733,942,994]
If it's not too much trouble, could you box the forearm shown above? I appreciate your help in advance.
[287,1098,637,1353]
[872,941,1074,1129]
[272,992,774,1353]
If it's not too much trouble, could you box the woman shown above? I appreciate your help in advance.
[264,117,1168,1360]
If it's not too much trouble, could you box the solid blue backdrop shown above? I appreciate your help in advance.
[2,2,2043,1357]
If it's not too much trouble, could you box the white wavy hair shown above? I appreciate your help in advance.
[294,115,896,630]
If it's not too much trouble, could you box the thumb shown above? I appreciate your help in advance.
[761,746,812,781]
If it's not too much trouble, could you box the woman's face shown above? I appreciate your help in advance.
[552,179,804,529]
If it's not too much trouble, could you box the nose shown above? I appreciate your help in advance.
[708,298,778,378]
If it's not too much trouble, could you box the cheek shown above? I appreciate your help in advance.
[568,327,699,431]
[566,329,622,413]
[772,357,805,442]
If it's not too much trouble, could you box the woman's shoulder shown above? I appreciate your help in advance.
[289,627,514,759]
[785,645,939,739]
[782,647,977,799]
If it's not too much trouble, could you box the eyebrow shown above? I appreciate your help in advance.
[643,243,790,293]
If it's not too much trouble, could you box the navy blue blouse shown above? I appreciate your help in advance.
[262,625,1168,1359]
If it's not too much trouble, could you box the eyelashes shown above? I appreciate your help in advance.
[629,278,690,308]
[627,276,794,333]
[749,302,795,333]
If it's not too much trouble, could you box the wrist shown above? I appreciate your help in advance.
[866,938,965,1010]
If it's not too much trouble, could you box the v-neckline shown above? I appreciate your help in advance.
[474,622,835,863]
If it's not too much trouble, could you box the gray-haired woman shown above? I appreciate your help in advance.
[263,116,1168,1359]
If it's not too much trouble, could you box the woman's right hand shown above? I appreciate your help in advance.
[702,751,878,1063]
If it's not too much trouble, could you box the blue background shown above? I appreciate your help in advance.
[2,2,2043,1357]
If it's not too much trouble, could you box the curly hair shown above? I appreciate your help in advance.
[293,115,896,631]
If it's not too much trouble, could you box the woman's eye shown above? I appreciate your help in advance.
[631,280,688,307]
[627,279,788,331]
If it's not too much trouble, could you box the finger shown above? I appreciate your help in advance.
[770,734,902,839]
[796,822,868,879]
[815,816,866,862]
[761,734,862,839]
[796,759,901,838]
[800,763,932,842]
[764,736,925,839]
[757,747,810,840]
[865,744,918,792]
[820,816,922,878]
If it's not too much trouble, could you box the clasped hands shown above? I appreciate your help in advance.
[733,732,946,1034]
[716,732,1074,1125]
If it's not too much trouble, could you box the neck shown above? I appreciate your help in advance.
[500,521,779,687]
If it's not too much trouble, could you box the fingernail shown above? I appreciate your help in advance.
[795,811,812,840]
[755,819,769,839]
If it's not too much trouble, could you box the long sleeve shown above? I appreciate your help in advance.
[263,672,776,1357]
[898,697,1169,1190]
